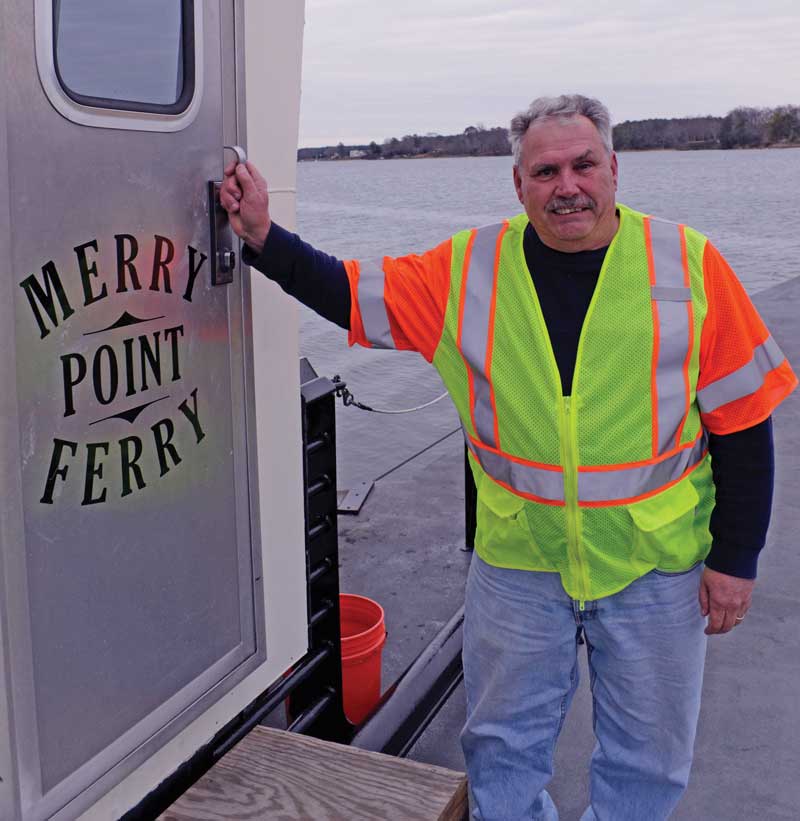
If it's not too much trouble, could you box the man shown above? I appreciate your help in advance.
[221,95,796,820]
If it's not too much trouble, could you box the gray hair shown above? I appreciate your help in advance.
[509,94,613,165]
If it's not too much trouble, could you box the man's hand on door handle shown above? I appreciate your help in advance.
[220,161,271,254]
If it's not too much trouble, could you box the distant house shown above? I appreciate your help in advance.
[349,149,368,159]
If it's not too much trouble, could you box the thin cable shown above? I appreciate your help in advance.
[355,390,449,415]
[373,427,462,482]
[332,375,449,415]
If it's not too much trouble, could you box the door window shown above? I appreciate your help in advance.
[36,0,202,130]
[54,0,193,112]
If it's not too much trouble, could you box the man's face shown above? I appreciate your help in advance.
[513,115,619,252]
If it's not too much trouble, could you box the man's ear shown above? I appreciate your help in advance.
[513,165,524,205]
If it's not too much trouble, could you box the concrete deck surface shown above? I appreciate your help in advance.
[337,274,800,820]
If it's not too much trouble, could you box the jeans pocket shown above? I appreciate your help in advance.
[651,561,702,577]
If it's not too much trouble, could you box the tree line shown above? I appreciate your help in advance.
[298,105,800,161]
[614,106,800,150]
[297,124,511,162]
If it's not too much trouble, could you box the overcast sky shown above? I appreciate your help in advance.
[298,0,800,147]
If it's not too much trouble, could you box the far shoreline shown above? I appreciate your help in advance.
[298,143,800,162]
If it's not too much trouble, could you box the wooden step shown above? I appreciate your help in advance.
[160,726,468,821]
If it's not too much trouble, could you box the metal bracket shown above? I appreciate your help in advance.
[208,180,236,286]
[337,481,375,515]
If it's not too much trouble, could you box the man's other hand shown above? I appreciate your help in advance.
[699,567,755,635]
[220,161,271,253]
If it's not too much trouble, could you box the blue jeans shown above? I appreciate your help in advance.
[461,554,707,821]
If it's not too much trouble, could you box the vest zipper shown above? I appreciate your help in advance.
[562,212,624,607]
[518,214,625,606]
[560,395,588,608]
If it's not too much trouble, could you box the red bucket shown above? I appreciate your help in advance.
[339,594,386,724]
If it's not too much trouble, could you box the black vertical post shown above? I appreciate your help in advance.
[287,358,352,742]
[464,445,477,550]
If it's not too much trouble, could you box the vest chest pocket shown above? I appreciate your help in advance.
[626,478,700,571]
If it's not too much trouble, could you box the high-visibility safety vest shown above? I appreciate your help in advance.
[345,204,797,602]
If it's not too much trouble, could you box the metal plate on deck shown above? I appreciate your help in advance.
[337,481,375,514]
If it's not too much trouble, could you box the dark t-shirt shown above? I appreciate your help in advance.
[522,223,606,396]
[243,223,773,579]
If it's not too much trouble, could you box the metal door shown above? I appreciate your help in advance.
[0,2,264,818]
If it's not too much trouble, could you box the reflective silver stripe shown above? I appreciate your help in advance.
[578,433,707,503]
[649,218,691,454]
[466,436,565,503]
[357,258,395,348]
[467,432,706,505]
[461,223,505,448]
[697,335,786,413]
[651,286,691,302]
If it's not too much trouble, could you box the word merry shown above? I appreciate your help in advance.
[19,234,208,339]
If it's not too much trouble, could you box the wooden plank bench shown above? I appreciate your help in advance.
[159,726,469,820]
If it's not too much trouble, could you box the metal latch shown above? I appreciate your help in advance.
[208,144,248,286]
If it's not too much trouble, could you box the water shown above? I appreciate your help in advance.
[295,150,800,487]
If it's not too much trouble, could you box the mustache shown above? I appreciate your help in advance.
[547,196,596,212]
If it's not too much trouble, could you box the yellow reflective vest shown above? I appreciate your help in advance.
[347,204,795,601]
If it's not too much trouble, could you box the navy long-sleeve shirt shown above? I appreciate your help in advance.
[243,222,774,579]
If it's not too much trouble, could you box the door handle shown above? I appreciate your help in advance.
[208,145,248,286]
[225,144,247,166]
